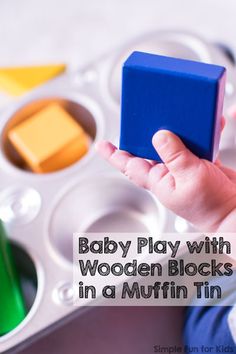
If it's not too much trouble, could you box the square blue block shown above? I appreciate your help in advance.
[119,51,226,162]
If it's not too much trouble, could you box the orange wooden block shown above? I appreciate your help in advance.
[8,103,89,173]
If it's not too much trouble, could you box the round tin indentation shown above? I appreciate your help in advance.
[215,43,236,65]
[2,97,97,174]
[0,242,38,339]
[0,187,41,226]
[73,70,98,87]
[52,282,74,306]
[108,31,214,104]
[48,176,166,263]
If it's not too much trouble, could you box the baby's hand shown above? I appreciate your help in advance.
[96,130,236,232]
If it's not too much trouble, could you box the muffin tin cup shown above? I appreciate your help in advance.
[97,30,236,107]
[0,92,105,179]
[0,241,42,348]
[47,174,167,265]
[0,30,236,352]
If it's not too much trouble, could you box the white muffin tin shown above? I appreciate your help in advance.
[0,30,236,353]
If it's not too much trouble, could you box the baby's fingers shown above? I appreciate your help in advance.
[96,140,152,187]
[152,130,200,179]
[96,141,132,172]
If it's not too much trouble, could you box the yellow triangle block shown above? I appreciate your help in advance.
[0,64,66,96]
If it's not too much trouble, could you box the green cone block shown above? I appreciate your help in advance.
[0,220,26,335]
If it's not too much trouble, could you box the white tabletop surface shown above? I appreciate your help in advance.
[1,0,236,70]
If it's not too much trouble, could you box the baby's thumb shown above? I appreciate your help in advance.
[152,130,199,177]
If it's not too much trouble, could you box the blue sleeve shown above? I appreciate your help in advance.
[184,306,236,352]
[184,273,236,353]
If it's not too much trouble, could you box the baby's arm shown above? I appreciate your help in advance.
[96,130,236,232]
[184,272,236,352]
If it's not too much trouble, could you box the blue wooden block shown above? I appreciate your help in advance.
[119,51,226,162]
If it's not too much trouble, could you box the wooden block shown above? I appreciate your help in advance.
[8,103,89,173]
[0,64,66,96]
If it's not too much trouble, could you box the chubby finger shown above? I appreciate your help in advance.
[147,163,172,191]
[152,130,200,178]
[96,140,153,187]
[96,140,132,172]
[124,156,152,188]
[96,140,175,192]
[96,140,116,159]
[214,158,222,167]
